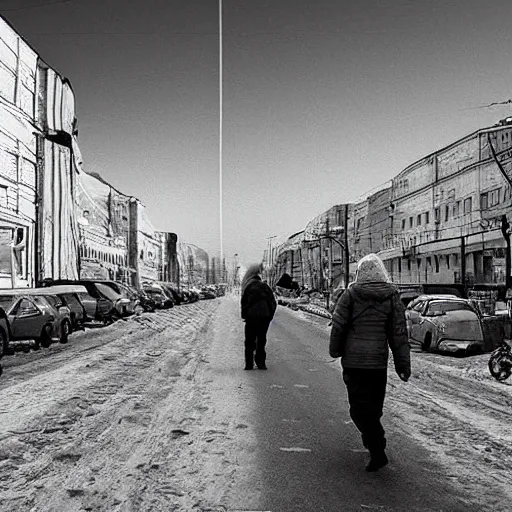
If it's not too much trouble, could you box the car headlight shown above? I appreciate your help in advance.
[438,322,446,333]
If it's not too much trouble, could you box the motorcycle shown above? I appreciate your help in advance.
[488,340,512,381]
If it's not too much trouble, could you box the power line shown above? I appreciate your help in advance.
[1,0,75,11]
[465,99,512,110]
[22,31,219,36]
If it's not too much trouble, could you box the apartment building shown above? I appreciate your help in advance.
[378,123,512,285]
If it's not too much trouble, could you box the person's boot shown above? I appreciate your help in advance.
[255,358,267,370]
[366,450,388,472]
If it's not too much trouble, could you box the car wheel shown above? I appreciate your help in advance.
[21,344,30,353]
[0,327,8,359]
[40,325,52,348]
[59,320,70,344]
[32,339,41,351]
[422,333,432,352]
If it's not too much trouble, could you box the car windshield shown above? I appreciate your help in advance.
[95,283,119,301]
[39,295,58,308]
[427,301,474,314]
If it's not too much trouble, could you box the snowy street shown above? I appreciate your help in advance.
[1,296,511,512]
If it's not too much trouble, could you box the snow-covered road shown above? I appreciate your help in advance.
[0,296,511,511]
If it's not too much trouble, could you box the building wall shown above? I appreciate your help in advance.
[156,231,178,286]
[381,126,512,286]
[367,186,392,254]
[270,124,512,290]
[76,171,129,281]
[177,242,209,288]
[128,199,161,287]
[0,17,38,287]
[38,138,79,281]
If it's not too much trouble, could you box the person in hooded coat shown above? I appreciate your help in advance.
[241,263,277,370]
[329,253,411,472]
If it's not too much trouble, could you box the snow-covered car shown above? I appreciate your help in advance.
[406,295,484,354]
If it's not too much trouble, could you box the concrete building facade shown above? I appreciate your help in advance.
[269,121,512,290]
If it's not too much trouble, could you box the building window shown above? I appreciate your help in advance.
[454,253,459,266]
[409,217,413,228]
[480,192,488,210]
[445,205,450,222]
[417,259,421,270]
[417,214,422,226]
[453,202,459,217]
[489,188,501,206]
[447,255,450,269]
[425,211,430,224]
[407,259,411,271]
[464,197,472,214]
[435,255,439,273]
[401,219,406,230]
[426,256,432,267]
[434,207,440,222]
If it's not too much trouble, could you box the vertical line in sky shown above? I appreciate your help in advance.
[219,0,224,265]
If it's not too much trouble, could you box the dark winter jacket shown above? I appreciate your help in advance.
[241,276,277,321]
[329,282,410,372]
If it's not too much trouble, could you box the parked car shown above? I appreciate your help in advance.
[399,284,466,306]
[0,307,9,375]
[199,287,216,300]
[162,285,183,305]
[143,285,173,309]
[91,280,142,315]
[35,285,89,332]
[0,292,72,351]
[132,288,156,312]
[44,280,130,323]
[158,285,176,307]
[406,295,484,354]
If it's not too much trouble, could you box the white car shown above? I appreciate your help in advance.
[405,295,484,354]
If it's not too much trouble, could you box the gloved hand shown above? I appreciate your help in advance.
[396,367,411,382]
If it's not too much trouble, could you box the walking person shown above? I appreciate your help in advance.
[241,263,277,370]
[329,254,411,472]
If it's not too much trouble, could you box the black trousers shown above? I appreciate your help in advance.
[244,318,271,368]
[342,367,387,453]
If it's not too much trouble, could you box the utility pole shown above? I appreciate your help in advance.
[460,235,466,288]
[344,204,349,288]
[219,0,224,266]
[326,216,332,291]
[501,214,512,289]
[299,246,305,286]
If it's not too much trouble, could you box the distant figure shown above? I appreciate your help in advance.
[241,263,277,370]
[329,254,410,472]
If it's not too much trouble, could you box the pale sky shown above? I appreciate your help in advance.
[4,0,512,268]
